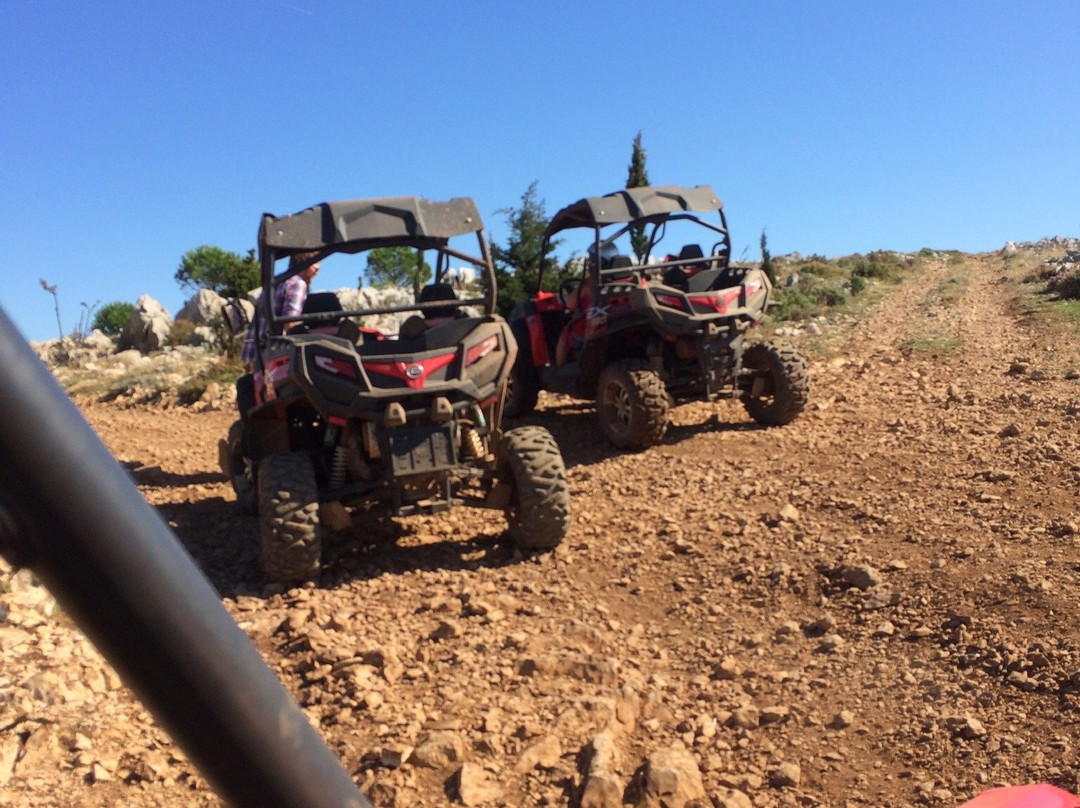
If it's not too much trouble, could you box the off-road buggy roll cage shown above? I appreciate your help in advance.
[537,184,732,289]
[252,196,496,362]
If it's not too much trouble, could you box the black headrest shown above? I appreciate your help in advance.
[609,255,634,270]
[678,244,704,261]
[418,283,458,319]
[418,283,457,303]
[662,267,689,291]
[302,291,343,315]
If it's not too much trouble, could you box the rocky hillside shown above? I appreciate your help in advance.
[3,242,1080,808]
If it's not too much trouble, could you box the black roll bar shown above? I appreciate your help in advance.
[0,306,371,808]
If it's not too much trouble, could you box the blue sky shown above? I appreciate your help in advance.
[3,1,1078,343]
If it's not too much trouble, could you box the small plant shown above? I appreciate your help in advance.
[769,286,830,321]
[72,300,100,341]
[39,278,63,339]
[899,332,963,356]
[177,357,245,404]
[928,274,970,307]
[849,274,868,295]
[797,255,831,277]
[167,320,198,347]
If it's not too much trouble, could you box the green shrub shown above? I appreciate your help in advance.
[814,286,847,307]
[92,301,134,336]
[167,320,198,347]
[797,256,831,277]
[850,251,904,283]
[177,358,245,404]
[1054,269,1080,300]
[768,287,814,321]
[849,274,868,295]
[770,274,852,321]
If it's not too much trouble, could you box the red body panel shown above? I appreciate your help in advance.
[958,785,1080,808]
[363,351,457,390]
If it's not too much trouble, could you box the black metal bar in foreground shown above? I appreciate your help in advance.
[0,306,370,808]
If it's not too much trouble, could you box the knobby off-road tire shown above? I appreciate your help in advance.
[503,359,539,419]
[741,342,809,426]
[257,452,322,583]
[220,419,257,515]
[501,426,571,551]
[596,359,670,450]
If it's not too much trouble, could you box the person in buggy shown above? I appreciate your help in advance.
[235,250,323,421]
[554,241,619,366]
[239,250,321,371]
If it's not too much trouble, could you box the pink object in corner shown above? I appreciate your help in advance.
[958,784,1080,808]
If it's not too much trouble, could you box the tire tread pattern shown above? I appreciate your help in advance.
[257,453,321,582]
[741,342,809,426]
[597,359,670,450]
[502,426,571,550]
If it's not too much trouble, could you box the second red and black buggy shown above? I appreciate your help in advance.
[505,184,809,449]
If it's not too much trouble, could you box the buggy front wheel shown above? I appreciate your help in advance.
[257,453,322,582]
[501,426,570,551]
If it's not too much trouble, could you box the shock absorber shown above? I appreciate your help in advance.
[324,424,348,489]
[459,404,488,459]
[329,446,348,489]
[460,425,484,459]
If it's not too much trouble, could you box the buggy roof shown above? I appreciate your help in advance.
[545,184,723,236]
[259,196,484,255]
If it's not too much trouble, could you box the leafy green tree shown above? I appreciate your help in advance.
[365,247,432,298]
[92,301,135,335]
[626,131,651,262]
[486,181,566,318]
[175,246,259,299]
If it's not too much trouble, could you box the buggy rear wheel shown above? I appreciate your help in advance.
[257,452,322,582]
[219,419,256,515]
[740,342,809,426]
[501,426,570,551]
[596,359,669,450]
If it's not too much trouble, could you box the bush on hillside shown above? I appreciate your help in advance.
[92,301,135,336]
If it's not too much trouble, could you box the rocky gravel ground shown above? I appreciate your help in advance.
[2,247,1080,808]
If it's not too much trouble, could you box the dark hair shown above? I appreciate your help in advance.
[289,250,320,273]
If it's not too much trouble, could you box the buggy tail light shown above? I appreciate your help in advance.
[655,293,687,310]
[689,289,742,314]
[313,354,360,379]
[466,335,499,365]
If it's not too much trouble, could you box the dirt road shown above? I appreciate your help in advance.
[2,249,1078,808]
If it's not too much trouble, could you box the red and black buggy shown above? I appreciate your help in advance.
[505,184,809,450]
[221,196,571,582]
